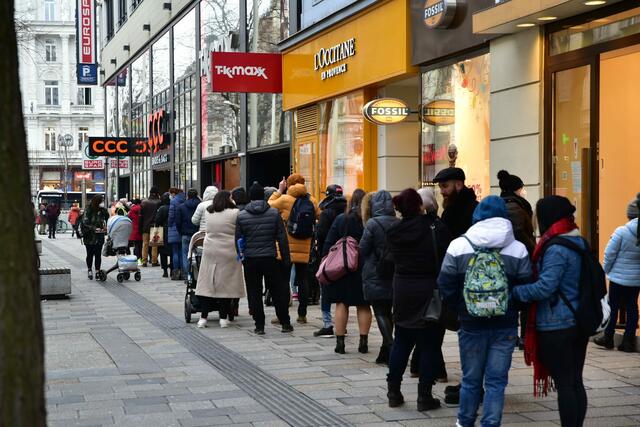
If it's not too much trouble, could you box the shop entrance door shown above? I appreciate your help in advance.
[153,170,171,194]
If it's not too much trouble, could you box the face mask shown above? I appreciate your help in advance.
[99,202,105,208]
[516,188,527,198]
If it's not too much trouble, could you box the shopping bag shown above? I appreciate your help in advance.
[149,226,164,247]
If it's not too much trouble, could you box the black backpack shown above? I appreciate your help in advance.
[545,236,609,337]
[287,195,316,239]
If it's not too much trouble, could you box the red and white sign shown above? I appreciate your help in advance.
[75,171,92,180]
[83,159,104,170]
[110,159,129,169]
[211,52,282,93]
[77,0,95,64]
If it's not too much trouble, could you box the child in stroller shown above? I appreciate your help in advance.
[95,210,141,283]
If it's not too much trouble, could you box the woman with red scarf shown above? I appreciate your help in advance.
[512,196,588,427]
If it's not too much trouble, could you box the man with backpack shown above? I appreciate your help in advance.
[269,173,320,324]
[438,196,531,427]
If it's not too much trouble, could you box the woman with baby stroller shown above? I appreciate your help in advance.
[98,207,141,283]
[82,195,110,280]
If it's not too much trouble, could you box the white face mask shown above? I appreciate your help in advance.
[99,202,105,208]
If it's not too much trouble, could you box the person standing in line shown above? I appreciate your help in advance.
[140,187,161,266]
[196,191,245,328]
[46,202,61,239]
[68,203,82,238]
[498,170,536,254]
[231,186,249,211]
[595,195,640,352]
[269,174,320,324]
[236,182,293,335]
[176,189,200,280]
[360,190,399,365]
[322,189,372,354]
[311,185,347,338]
[439,196,531,427]
[128,199,143,262]
[38,203,47,235]
[154,192,173,278]
[191,185,219,232]
[168,188,186,280]
[512,196,589,427]
[384,189,451,412]
[81,195,110,280]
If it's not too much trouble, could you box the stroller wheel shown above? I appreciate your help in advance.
[124,273,130,280]
[116,273,124,283]
[184,294,192,323]
[134,272,141,282]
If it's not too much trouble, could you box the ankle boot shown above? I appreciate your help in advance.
[417,382,441,411]
[162,268,168,278]
[618,335,636,353]
[375,345,390,365]
[358,335,368,354]
[387,381,404,408]
[335,335,345,354]
[594,332,614,349]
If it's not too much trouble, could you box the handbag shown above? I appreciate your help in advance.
[149,225,164,247]
[316,214,359,285]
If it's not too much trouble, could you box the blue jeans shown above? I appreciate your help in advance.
[320,285,332,328]
[181,235,192,274]
[458,327,518,427]
[172,241,183,273]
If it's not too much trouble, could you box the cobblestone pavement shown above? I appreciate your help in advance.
[40,236,640,427]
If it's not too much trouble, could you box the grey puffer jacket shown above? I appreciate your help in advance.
[235,200,290,263]
[359,191,399,301]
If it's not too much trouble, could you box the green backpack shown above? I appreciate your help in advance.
[462,236,509,318]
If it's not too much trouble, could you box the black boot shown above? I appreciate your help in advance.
[594,332,614,349]
[162,268,168,278]
[618,335,636,353]
[375,314,393,365]
[375,345,390,365]
[417,382,441,411]
[358,335,368,354]
[335,335,345,354]
[387,381,404,408]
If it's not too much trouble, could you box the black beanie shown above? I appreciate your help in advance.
[497,170,524,193]
[536,195,576,233]
[249,182,265,201]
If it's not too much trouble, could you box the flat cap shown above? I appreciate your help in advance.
[433,167,466,183]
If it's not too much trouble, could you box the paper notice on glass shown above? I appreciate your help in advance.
[571,161,582,194]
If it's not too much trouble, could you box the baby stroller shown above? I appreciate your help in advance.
[95,214,141,283]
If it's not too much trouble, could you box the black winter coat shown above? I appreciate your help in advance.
[501,192,536,255]
[235,200,290,262]
[441,186,478,239]
[386,214,452,328]
[316,196,347,254]
[154,202,171,255]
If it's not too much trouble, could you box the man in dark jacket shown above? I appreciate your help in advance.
[497,170,535,254]
[46,203,61,239]
[176,189,200,279]
[236,182,293,335]
[140,187,161,266]
[433,167,478,239]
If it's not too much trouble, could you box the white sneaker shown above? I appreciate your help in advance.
[219,319,230,328]
[197,318,207,328]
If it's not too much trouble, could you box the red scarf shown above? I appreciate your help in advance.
[525,217,578,397]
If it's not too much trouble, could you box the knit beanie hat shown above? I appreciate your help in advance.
[249,182,265,201]
[497,170,524,193]
[472,196,508,224]
[417,187,438,214]
[535,195,576,233]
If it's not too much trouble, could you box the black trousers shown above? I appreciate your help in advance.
[293,263,308,317]
[159,252,172,271]
[85,244,103,270]
[200,296,231,320]
[538,327,589,427]
[410,325,447,378]
[244,258,291,328]
[388,325,441,385]
[48,219,57,238]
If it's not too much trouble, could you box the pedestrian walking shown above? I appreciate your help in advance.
[68,203,82,238]
[81,195,110,280]
[38,203,47,235]
[46,202,61,239]
[236,182,293,334]
[140,187,161,266]
[191,185,219,231]
[360,190,399,365]
[128,199,143,262]
[154,192,173,278]
[384,188,451,411]
[512,196,590,427]
[168,188,186,280]
[196,191,245,328]
[433,167,478,239]
[439,196,531,427]
[595,194,640,352]
[176,189,200,278]
[322,189,372,354]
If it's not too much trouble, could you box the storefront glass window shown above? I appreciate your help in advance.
[174,9,196,83]
[131,51,151,198]
[106,81,117,136]
[117,67,130,138]
[421,53,490,200]
[152,32,171,97]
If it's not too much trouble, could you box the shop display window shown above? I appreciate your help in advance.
[421,53,490,201]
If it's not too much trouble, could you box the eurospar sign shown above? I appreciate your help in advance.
[76,0,97,85]
[211,52,282,93]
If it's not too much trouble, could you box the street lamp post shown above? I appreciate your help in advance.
[58,133,74,208]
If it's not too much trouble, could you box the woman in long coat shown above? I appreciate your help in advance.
[195,191,245,329]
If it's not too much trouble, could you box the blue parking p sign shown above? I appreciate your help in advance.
[77,63,97,85]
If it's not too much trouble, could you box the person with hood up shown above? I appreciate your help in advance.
[168,188,186,280]
[595,195,640,353]
[269,173,320,324]
[312,185,347,338]
[154,192,173,277]
[176,189,200,277]
[46,202,61,239]
[236,182,293,334]
[192,185,219,232]
[498,170,536,254]
[128,199,143,262]
[438,196,531,427]
[140,187,161,266]
[231,186,249,211]
[433,167,478,239]
[359,190,399,365]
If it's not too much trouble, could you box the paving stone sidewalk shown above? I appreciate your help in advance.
[40,236,640,427]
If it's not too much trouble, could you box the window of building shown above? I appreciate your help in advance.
[118,0,127,26]
[130,0,143,13]
[77,87,92,105]
[104,0,115,40]
[78,127,89,151]
[44,80,59,105]
[44,0,55,21]
[45,39,56,61]
[45,128,56,150]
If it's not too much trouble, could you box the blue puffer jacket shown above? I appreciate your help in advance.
[167,192,186,244]
[603,219,640,287]
[512,233,584,332]
[176,197,200,238]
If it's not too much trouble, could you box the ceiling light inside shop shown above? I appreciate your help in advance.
[538,16,558,21]
[584,1,606,5]
[517,23,536,28]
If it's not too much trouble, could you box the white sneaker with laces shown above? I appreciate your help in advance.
[197,318,207,328]
[219,319,230,328]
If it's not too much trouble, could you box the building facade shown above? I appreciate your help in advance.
[17,0,105,200]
